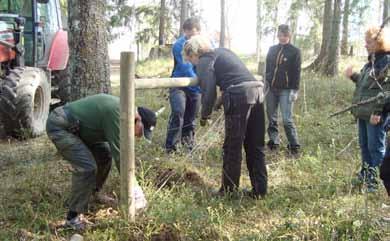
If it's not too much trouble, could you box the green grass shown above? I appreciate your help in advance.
[1,57,390,240]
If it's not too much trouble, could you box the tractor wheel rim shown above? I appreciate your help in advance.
[33,86,44,121]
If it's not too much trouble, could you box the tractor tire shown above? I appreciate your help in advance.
[0,67,50,138]
[52,69,71,105]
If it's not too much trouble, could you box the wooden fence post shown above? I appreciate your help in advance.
[120,52,136,221]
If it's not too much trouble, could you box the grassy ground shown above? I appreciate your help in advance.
[1,57,390,241]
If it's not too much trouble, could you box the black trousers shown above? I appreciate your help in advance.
[380,150,390,196]
[221,92,267,196]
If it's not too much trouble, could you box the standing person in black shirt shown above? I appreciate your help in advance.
[265,24,301,155]
[183,35,267,198]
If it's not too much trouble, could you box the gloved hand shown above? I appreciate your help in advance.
[289,89,299,102]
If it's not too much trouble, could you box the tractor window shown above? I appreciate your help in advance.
[0,1,32,17]
[37,2,58,32]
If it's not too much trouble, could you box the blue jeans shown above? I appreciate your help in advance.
[266,89,300,148]
[358,118,387,172]
[165,88,201,151]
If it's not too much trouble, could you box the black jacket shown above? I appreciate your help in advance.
[196,48,258,119]
[265,43,301,90]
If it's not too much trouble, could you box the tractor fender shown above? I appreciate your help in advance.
[47,30,69,71]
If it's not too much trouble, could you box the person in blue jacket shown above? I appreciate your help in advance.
[165,17,202,152]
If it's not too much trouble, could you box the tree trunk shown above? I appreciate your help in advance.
[306,0,333,72]
[272,2,279,43]
[67,0,111,101]
[179,0,188,35]
[384,0,390,21]
[340,0,350,56]
[323,0,342,76]
[256,0,262,63]
[288,0,300,44]
[220,0,226,47]
[159,0,166,46]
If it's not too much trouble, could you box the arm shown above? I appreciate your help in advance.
[290,48,301,90]
[172,43,196,77]
[104,109,121,171]
[265,48,273,83]
[197,56,217,119]
[350,73,361,83]
[345,66,361,83]
[105,108,143,172]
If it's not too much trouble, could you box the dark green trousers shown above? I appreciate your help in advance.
[46,106,112,213]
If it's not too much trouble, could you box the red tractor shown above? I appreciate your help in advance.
[0,0,69,138]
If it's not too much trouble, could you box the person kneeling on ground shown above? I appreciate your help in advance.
[183,35,267,198]
[46,94,157,230]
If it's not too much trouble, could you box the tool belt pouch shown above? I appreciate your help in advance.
[226,81,265,105]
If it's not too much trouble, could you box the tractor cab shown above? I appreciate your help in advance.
[0,0,69,138]
[0,0,64,70]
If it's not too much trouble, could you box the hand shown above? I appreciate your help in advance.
[370,114,381,125]
[344,66,354,79]
[290,90,298,102]
[135,119,144,137]
[200,118,209,127]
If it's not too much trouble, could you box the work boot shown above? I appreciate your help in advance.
[91,192,117,207]
[366,168,379,193]
[267,140,279,151]
[182,133,195,151]
[210,189,225,198]
[287,144,300,158]
[241,188,264,200]
[65,214,93,231]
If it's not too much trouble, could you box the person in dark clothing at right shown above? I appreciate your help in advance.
[183,35,267,198]
[345,27,390,193]
[265,24,301,155]
[365,26,390,196]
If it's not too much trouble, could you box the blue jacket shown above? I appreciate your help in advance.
[171,36,201,93]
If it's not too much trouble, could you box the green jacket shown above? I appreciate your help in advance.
[67,94,121,167]
[351,52,390,120]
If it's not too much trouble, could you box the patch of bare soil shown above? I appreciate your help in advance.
[154,167,205,189]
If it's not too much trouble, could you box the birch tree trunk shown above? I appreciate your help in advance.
[257,0,264,75]
[67,0,110,100]
[340,0,350,56]
[256,0,262,62]
[179,0,188,35]
[306,0,333,72]
[220,0,226,47]
[159,0,166,46]
[323,0,342,76]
